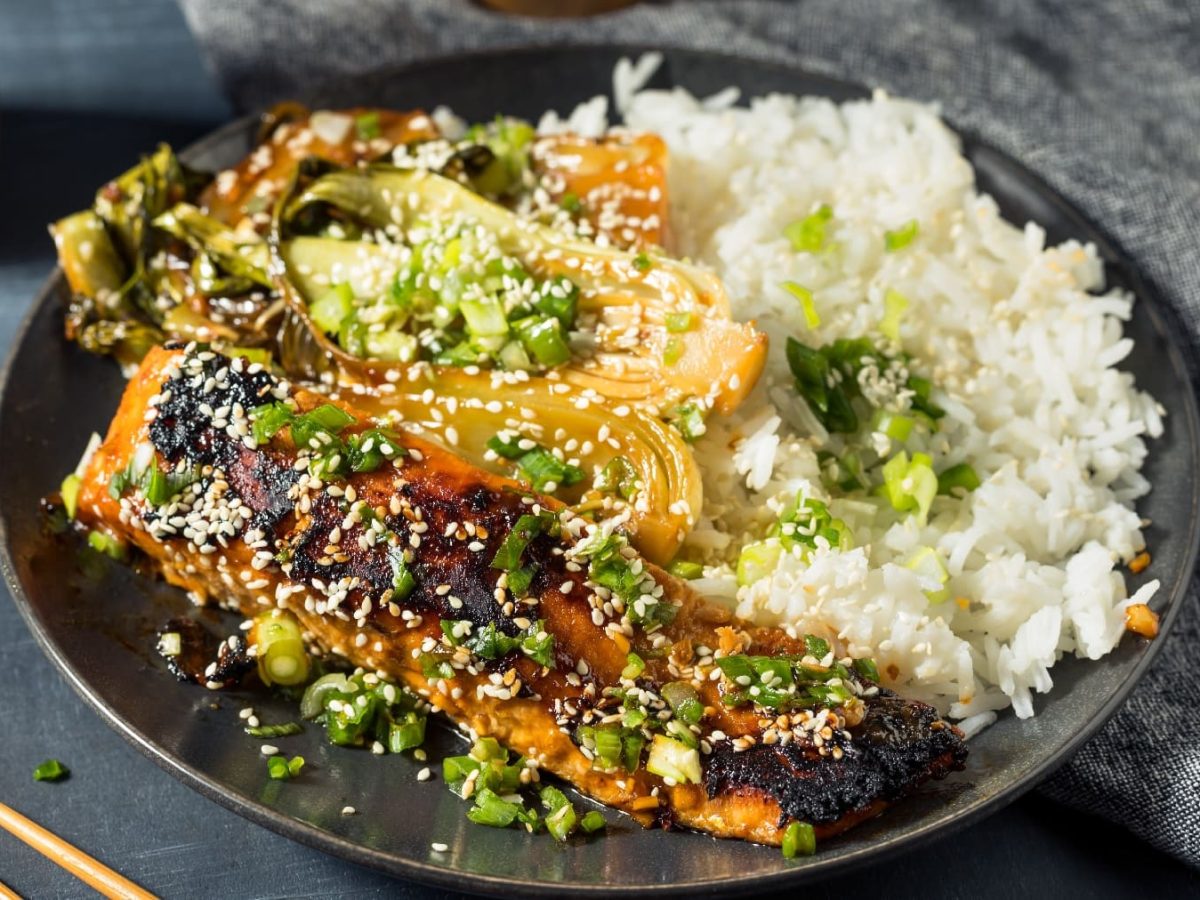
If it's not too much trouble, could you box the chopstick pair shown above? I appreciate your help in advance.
[0,801,156,899]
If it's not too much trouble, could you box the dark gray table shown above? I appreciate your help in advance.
[1,2,1198,898]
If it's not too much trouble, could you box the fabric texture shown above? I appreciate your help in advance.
[178,0,1200,866]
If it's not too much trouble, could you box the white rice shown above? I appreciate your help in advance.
[557,57,1163,722]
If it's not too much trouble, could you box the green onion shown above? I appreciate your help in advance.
[906,546,951,603]
[880,288,909,343]
[853,657,881,682]
[781,821,816,857]
[560,192,582,213]
[665,311,695,332]
[541,786,578,841]
[310,283,353,336]
[633,252,652,272]
[804,634,831,659]
[874,410,913,442]
[783,282,820,329]
[672,403,707,442]
[355,111,382,141]
[879,450,938,524]
[388,711,426,753]
[783,204,833,253]
[252,611,311,687]
[250,401,294,445]
[736,541,782,587]
[505,564,536,597]
[86,530,126,560]
[491,513,549,571]
[388,546,417,600]
[520,621,556,668]
[662,336,684,366]
[266,755,305,780]
[645,734,702,784]
[60,474,81,520]
[884,219,919,252]
[580,810,606,833]
[32,759,69,782]
[467,788,523,828]
[666,559,702,580]
[299,673,349,718]
[245,722,303,739]
[514,315,571,368]
[621,652,646,680]
[937,462,981,495]
[661,682,704,725]
[595,456,639,500]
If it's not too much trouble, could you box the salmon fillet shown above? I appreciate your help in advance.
[75,344,966,845]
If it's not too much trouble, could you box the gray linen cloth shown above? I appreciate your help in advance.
[179,0,1200,866]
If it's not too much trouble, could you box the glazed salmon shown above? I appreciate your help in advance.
[74,344,966,846]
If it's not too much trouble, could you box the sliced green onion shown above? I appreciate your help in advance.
[310,283,353,336]
[245,722,303,739]
[673,403,707,442]
[884,219,919,252]
[355,111,381,141]
[665,311,695,333]
[250,401,294,445]
[560,192,582,213]
[467,787,523,828]
[86,530,126,560]
[267,755,305,781]
[299,672,350,718]
[663,336,684,366]
[781,821,816,857]
[803,634,831,660]
[783,204,833,253]
[783,282,820,329]
[252,611,311,687]
[853,657,881,682]
[513,315,571,368]
[874,409,913,442]
[32,759,69,782]
[938,463,981,495]
[580,810,607,833]
[666,559,702,580]
[879,450,938,524]
[661,682,704,725]
[906,546,951,603]
[491,513,549,571]
[736,541,782,587]
[645,734,702,784]
[633,252,652,272]
[388,546,417,600]
[388,711,426,753]
[60,474,81,520]
[595,456,638,500]
[541,789,578,842]
[621,652,646,680]
[880,288,909,343]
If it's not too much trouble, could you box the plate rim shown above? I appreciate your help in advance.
[2,42,1198,897]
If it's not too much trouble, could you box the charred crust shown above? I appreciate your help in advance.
[703,694,967,826]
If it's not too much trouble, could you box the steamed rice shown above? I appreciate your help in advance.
[543,56,1162,724]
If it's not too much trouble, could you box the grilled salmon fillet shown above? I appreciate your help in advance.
[75,344,966,845]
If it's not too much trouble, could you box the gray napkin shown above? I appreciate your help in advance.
[178,0,1200,867]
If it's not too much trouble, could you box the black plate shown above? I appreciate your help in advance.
[1,46,1197,897]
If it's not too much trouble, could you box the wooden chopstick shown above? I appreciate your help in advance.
[0,802,157,900]
[0,879,23,900]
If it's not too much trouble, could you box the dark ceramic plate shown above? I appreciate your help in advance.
[1,47,1196,897]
